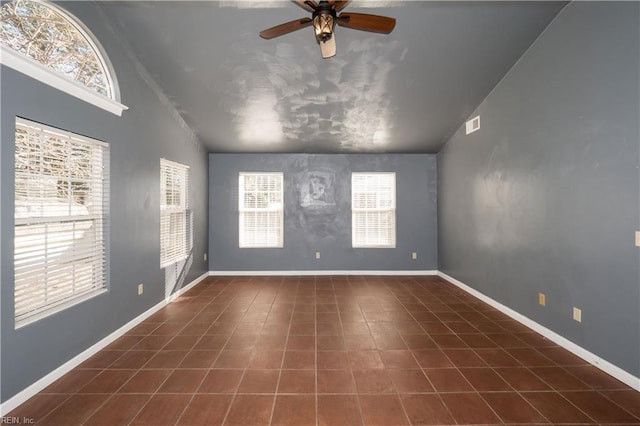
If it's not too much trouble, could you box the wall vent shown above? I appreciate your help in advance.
[466,115,480,135]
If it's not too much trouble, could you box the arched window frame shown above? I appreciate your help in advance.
[0,0,128,116]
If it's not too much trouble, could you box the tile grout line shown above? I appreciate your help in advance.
[216,276,263,426]
[395,275,502,424]
[140,276,231,425]
[328,276,360,425]
[426,278,517,424]
[60,315,173,425]
[12,275,640,426]
[597,389,640,421]
[127,276,229,425]
[412,276,595,424]
[389,276,445,425]
[314,276,320,426]
[172,276,235,425]
[342,275,370,426]
[267,276,295,426]
[79,326,173,424]
[449,293,601,424]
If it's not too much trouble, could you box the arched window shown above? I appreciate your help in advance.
[0,0,126,115]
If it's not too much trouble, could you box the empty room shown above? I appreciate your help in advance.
[1,0,638,424]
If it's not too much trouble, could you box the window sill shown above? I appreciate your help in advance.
[352,245,397,249]
[1,46,128,116]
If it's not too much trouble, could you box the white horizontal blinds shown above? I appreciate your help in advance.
[239,173,283,248]
[14,118,109,324]
[160,159,190,267]
[352,172,396,248]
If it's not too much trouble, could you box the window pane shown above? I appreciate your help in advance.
[1,0,113,97]
[160,159,190,267]
[352,173,396,248]
[239,173,283,248]
[14,118,108,326]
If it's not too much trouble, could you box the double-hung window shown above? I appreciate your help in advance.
[160,159,190,267]
[239,173,283,248]
[351,172,396,248]
[14,118,109,327]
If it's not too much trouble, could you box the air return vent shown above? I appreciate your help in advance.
[466,115,480,135]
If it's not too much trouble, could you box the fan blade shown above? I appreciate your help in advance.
[293,0,318,12]
[337,12,396,33]
[319,36,336,58]
[260,17,313,39]
[329,0,351,12]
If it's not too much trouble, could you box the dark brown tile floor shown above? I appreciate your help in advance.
[8,275,640,425]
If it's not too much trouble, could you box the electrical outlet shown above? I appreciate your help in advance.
[573,307,582,322]
[538,293,546,306]
[316,252,321,259]
[138,283,144,295]
[412,252,417,260]
[204,253,207,262]
[635,231,640,247]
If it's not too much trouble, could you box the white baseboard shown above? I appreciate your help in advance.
[0,272,209,416]
[438,271,640,392]
[209,270,438,276]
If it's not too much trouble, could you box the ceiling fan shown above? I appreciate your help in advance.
[259,0,396,59]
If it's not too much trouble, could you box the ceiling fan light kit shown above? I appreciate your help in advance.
[313,11,334,42]
[259,0,396,59]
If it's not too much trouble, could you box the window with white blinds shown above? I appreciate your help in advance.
[160,159,191,267]
[14,118,109,327]
[239,173,283,248]
[352,172,396,248]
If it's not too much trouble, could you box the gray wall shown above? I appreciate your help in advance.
[0,2,208,402]
[438,2,639,376]
[209,154,437,271]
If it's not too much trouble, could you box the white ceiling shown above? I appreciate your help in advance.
[92,1,566,153]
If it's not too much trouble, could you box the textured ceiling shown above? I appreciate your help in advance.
[95,1,566,153]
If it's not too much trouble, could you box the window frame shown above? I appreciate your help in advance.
[13,117,109,328]
[351,172,397,248]
[160,159,191,268]
[0,0,127,115]
[238,172,284,249]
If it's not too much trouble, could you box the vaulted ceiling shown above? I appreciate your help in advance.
[95,1,566,153]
